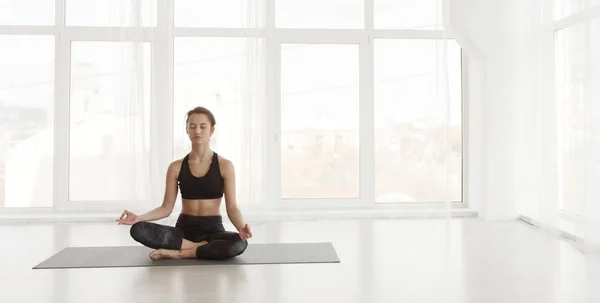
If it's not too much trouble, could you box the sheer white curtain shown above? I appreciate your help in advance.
[514,0,562,241]
[556,8,600,254]
[235,0,268,213]
[88,0,269,213]
[579,8,600,255]
[520,0,600,254]
[437,0,453,216]
[67,0,158,209]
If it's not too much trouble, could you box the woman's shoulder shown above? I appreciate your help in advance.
[167,158,184,176]
[216,154,232,167]
[216,154,235,174]
[171,158,184,166]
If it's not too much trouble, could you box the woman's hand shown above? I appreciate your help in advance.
[238,224,252,240]
[116,210,139,225]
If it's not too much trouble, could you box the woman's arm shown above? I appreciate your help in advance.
[137,161,179,222]
[221,159,247,231]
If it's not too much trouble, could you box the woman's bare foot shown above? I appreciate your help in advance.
[149,249,180,260]
[149,241,208,260]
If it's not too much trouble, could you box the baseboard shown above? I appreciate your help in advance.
[0,208,478,225]
[243,208,478,222]
[517,214,580,243]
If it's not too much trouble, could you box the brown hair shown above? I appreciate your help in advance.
[186,106,216,127]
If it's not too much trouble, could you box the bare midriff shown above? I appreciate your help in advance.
[181,198,222,216]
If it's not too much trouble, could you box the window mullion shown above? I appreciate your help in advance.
[153,0,175,205]
[359,35,374,207]
[54,0,69,210]
[365,0,374,31]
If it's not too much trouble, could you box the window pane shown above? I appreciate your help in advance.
[66,0,157,26]
[374,0,442,30]
[374,39,462,203]
[0,0,54,25]
[555,19,600,215]
[69,42,152,202]
[175,0,261,28]
[0,36,54,207]
[276,0,363,29]
[281,44,359,199]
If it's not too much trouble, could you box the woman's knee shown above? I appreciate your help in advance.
[129,221,182,250]
[129,221,150,241]
[231,239,248,256]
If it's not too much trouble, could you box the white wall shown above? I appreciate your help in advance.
[449,0,519,220]
[449,0,560,222]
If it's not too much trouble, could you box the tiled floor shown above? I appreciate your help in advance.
[1,217,599,303]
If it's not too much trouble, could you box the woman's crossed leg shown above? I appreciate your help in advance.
[129,221,247,260]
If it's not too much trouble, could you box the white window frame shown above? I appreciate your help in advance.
[0,0,466,214]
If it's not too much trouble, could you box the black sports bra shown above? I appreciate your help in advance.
[178,152,224,200]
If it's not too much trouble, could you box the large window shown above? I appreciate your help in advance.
[0,0,463,211]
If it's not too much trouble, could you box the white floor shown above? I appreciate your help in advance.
[2,217,599,303]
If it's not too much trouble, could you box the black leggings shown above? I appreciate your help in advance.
[129,214,247,260]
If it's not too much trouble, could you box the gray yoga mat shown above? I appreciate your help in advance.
[33,242,340,269]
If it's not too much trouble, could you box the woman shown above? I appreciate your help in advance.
[116,106,252,260]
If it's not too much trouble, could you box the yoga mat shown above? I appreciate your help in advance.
[33,242,340,269]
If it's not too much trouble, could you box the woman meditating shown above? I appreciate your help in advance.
[116,106,252,260]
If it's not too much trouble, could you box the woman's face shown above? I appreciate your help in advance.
[186,113,214,144]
